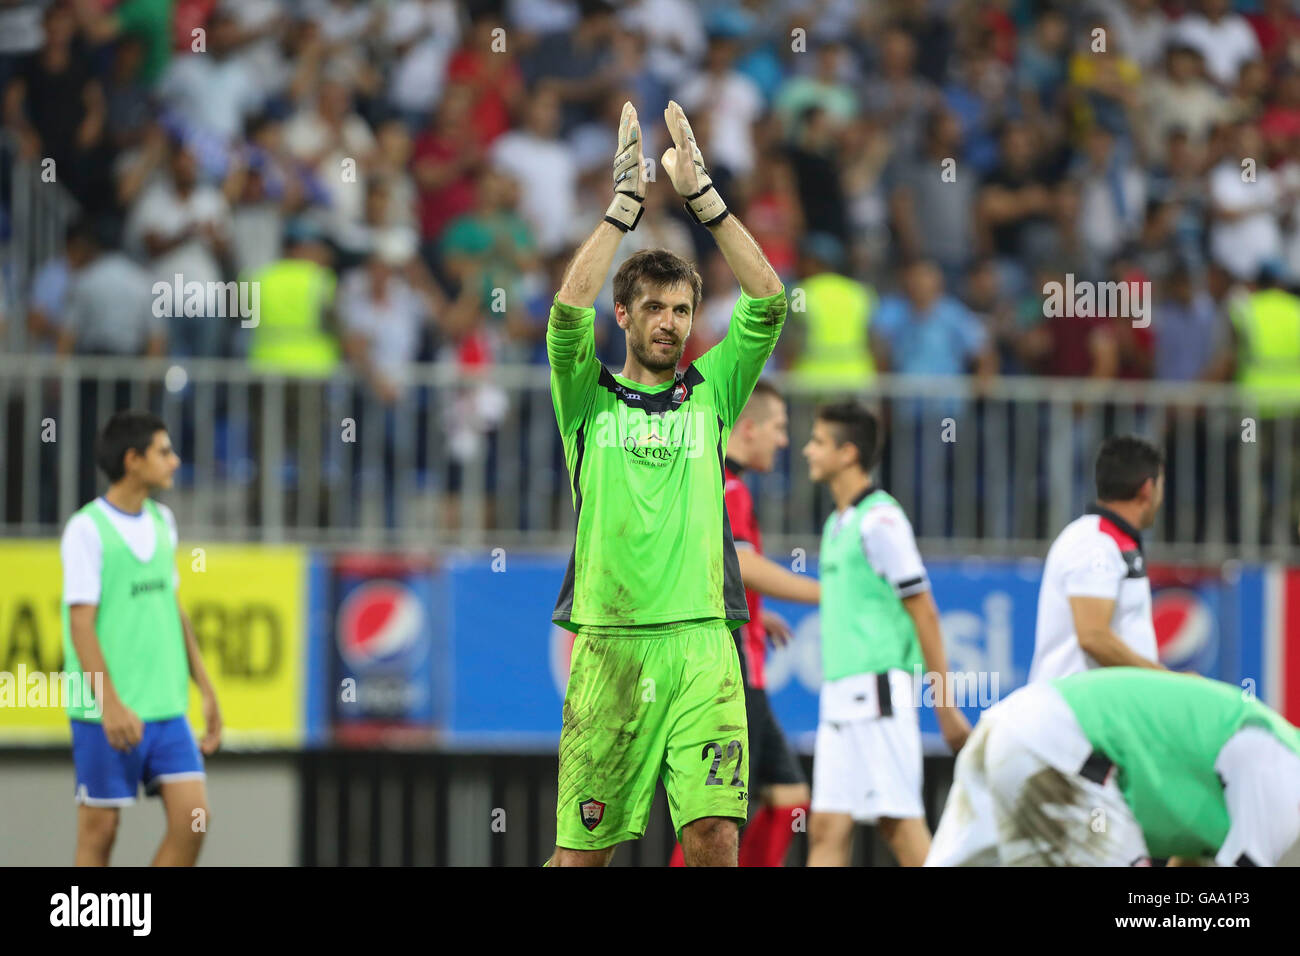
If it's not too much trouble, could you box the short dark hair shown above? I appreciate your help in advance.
[1095,435,1164,501]
[738,379,784,421]
[95,410,168,483]
[816,400,880,471]
[612,248,703,316]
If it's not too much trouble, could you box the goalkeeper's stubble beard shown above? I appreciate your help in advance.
[626,315,689,373]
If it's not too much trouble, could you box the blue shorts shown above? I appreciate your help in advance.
[71,715,205,807]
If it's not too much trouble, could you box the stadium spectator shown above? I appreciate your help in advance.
[774,38,859,138]
[860,26,941,164]
[157,9,263,144]
[1095,0,1170,73]
[382,0,460,127]
[872,257,996,382]
[302,0,378,50]
[227,111,324,278]
[1229,261,1300,412]
[963,257,1038,377]
[1143,128,1210,277]
[57,219,163,358]
[1031,264,1119,380]
[1171,0,1263,90]
[412,81,484,278]
[745,154,803,285]
[1070,125,1146,275]
[1139,43,1229,165]
[978,119,1062,294]
[124,135,234,357]
[783,233,876,389]
[1247,0,1300,68]
[245,219,340,377]
[0,0,46,93]
[1261,67,1300,160]
[488,85,577,255]
[26,223,76,354]
[1208,120,1289,282]
[674,29,764,189]
[444,6,525,147]
[282,70,378,249]
[1228,54,1272,118]
[520,0,621,135]
[888,108,977,289]
[1067,9,1142,142]
[440,167,539,327]
[73,0,175,88]
[1016,7,1069,120]
[621,0,705,91]
[340,229,437,405]
[103,35,153,153]
[942,37,1014,177]
[1153,262,1232,382]
[4,0,1300,551]
[784,104,849,247]
[224,0,292,106]
[3,1,113,213]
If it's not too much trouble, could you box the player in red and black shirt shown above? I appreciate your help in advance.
[670,380,820,866]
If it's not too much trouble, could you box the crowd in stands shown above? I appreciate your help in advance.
[3,0,1300,414]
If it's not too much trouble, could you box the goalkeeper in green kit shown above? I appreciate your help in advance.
[545,100,786,866]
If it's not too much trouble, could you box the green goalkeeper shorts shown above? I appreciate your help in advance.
[555,618,750,851]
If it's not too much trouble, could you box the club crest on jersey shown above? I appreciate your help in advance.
[672,382,687,405]
[579,798,605,831]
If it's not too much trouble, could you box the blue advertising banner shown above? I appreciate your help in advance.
[440,557,1274,751]
[325,552,451,746]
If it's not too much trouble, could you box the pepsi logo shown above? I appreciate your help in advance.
[1153,588,1217,672]
[337,580,425,667]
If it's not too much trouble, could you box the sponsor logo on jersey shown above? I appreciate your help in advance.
[129,578,168,597]
[579,798,605,831]
[591,406,712,462]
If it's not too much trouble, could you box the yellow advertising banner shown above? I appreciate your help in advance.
[0,541,306,747]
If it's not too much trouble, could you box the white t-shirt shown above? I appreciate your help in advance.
[159,53,263,142]
[674,71,764,178]
[338,268,427,385]
[61,499,180,606]
[489,131,577,254]
[619,0,705,88]
[1170,13,1261,88]
[1029,509,1157,682]
[125,181,231,289]
[283,109,378,237]
[1210,161,1283,281]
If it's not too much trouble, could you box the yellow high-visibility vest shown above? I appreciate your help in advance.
[789,272,876,388]
[1233,287,1300,418]
[247,259,340,377]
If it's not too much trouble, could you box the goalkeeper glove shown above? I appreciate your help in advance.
[661,99,728,228]
[604,101,646,232]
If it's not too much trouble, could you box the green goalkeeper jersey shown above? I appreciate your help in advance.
[547,286,787,632]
